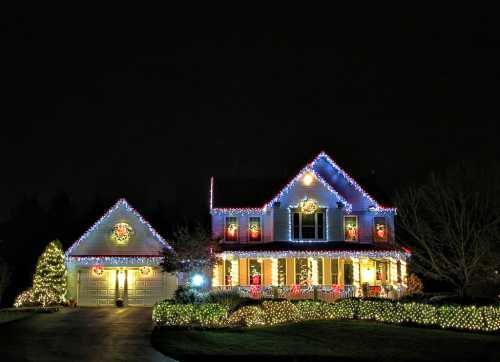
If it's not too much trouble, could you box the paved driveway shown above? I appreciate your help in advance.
[0,307,173,361]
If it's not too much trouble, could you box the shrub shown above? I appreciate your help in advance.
[406,273,424,296]
[14,289,35,308]
[296,300,324,320]
[261,300,301,326]
[228,305,266,327]
[173,285,205,304]
[206,289,245,312]
[193,303,228,328]
[152,302,195,326]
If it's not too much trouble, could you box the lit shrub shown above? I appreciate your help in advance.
[438,305,483,331]
[228,305,266,327]
[357,300,380,320]
[404,302,437,325]
[14,289,35,308]
[152,301,194,326]
[193,303,228,328]
[331,298,358,319]
[261,300,301,326]
[481,306,500,332]
[296,301,323,320]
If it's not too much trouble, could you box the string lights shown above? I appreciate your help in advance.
[218,250,410,261]
[67,256,163,266]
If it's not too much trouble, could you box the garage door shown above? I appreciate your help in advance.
[128,268,167,306]
[78,269,116,306]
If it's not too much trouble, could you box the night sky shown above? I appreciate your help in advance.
[1,14,500,224]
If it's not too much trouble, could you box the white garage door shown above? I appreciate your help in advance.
[78,269,116,306]
[128,268,167,306]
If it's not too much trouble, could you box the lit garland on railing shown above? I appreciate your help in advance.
[66,256,163,266]
[65,198,173,258]
[218,250,410,261]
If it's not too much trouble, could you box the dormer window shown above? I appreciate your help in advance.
[344,216,358,241]
[374,217,387,242]
[248,217,262,242]
[224,217,239,241]
[291,209,325,240]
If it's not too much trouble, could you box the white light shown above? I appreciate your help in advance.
[303,173,314,186]
[191,274,204,287]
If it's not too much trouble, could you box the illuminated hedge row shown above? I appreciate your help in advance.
[152,299,500,332]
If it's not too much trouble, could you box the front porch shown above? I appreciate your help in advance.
[212,255,408,301]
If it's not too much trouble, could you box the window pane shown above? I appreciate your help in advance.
[344,216,358,241]
[224,260,232,285]
[225,217,239,241]
[249,217,261,242]
[301,213,315,239]
[344,261,353,285]
[331,258,339,284]
[317,258,323,285]
[249,259,262,285]
[374,217,387,242]
[295,258,309,285]
[292,213,300,240]
[376,261,388,281]
[278,258,287,286]
[317,213,324,239]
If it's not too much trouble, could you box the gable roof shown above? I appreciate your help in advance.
[210,151,396,214]
[65,198,172,257]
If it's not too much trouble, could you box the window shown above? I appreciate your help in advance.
[317,258,323,285]
[224,217,239,241]
[331,258,339,284]
[344,216,358,241]
[278,258,287,286]
[295,258,310,285]
[248,217,262,242]
[344,261,354,285]
[374,217,387,242]
[376,261,388,282]
[224,259,232,285]
[248,259,262,285]
[291,210,325,240]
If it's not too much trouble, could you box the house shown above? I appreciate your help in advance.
[210,152,410,299]
[65,199,177,306]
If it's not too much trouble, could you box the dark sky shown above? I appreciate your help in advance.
[1,14,499,221]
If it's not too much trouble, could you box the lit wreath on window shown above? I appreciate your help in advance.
[111,222,134,244]
[92,265,104,277]
[299,198,319,214]
[139,266,152,276]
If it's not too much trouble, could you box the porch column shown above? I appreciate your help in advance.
[212,261,221,287]
[389,258,399,287]
[400,260,408,287]
[271,258,278,285]
[351,258,361,296]
[310,258,318,285]
[230,258,239,286]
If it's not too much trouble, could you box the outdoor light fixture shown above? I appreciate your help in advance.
[191,274,204,287]
[302,172,314,186]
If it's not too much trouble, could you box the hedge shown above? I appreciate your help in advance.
[152,299,500,333]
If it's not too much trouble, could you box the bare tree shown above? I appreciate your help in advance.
[396,163,500,299]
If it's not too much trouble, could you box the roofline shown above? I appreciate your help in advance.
[65,198,173,257]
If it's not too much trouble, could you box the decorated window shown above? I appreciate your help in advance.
[224,217,239,241]
[291,207,325,240]
[248,217,262,242]
[111,222,133,244]
[278,258,287,286]
[248,259,262,285]
[224,259,232,285]
[295,258,310,286]
[344,216,358,241]
[331,258,339,284]
[374,217,387,242]
[317,258,323,285]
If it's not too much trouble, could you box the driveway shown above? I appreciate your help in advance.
[0,307,174,362]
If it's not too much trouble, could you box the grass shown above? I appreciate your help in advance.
[151,320,500,361]
[0,307,59,325]
[0,311,34,324]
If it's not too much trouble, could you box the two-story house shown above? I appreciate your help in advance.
[210,152,410,298]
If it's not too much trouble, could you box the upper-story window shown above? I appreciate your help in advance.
[224,217,239,241]
[344,215,358,241]
[292,210,325,240]
[373,216,387,242]
[248,217,262,242]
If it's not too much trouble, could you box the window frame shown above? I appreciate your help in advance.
[247,216,262,242]
[343,215,359,241]
[291,208,326,241]
[224,216,239,242]
[373,216,387,242]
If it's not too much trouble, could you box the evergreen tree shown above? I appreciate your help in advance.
[31,240,67,306]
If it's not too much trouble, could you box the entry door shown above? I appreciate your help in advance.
[127,268,165,306]
[78,269,116,306]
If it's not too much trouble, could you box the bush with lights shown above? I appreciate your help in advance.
[193,303,228,328]
[227,305,266,327]
[14,240,67,307]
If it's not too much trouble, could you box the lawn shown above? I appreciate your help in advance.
[0,311,34,324]
[151,320,500,361]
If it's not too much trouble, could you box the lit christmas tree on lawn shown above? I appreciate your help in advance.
[32,240,67,305]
